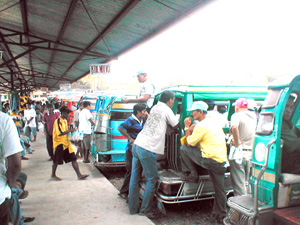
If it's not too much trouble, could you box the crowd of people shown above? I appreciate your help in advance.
[0,98,93,224]
[2,70,299,224]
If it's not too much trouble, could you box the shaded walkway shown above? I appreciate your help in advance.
[20,132,153,225]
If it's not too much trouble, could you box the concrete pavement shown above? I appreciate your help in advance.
[20,131,153,225]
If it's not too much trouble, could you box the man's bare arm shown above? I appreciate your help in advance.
[231,125,241,147]
[122,94,151,104]
[89,118,96,126]
[6,153,22,188]
[118,127,134,143]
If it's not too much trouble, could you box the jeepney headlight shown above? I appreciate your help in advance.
[255,143,266,162]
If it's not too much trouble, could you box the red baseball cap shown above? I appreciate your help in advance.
[233,98,248,108]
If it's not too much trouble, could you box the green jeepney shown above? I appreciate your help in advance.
[225,75,300,225]
[139,85,267,214]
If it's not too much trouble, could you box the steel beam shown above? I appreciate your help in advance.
[45,0,79,84]
[0,26,112,58]
[0,48,36,68]
[54,0,140,86]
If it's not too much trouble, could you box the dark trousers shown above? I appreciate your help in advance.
[119,147,133,195]
[0,199,9,225]
[46,135,54,159]
[180,145,227,217]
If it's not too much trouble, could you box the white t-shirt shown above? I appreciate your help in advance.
[79,108,93,134]
[134,101,178,155]
[231,110,257,149]
[139,80,155,108]
[0,112,23,204]
[207,111,229,128]
[24,108,36,127]
[73,109,81,126]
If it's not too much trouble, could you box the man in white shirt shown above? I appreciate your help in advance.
[122,71,155,109]
[73,102,84,158]
[24,103,37,142]
[230,98,257,196]
[128,90,179,219]
[0,112,24,224]
[79,101,96,163]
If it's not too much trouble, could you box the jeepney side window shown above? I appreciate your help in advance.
[256,89,282,135]
[174,93,183,120]
[262,89,282,108]
[256,113,274,135]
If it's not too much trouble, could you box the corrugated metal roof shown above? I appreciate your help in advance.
[0,0,212,93]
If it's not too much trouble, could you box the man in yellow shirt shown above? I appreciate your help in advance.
[51,106,89,181]
[180,101,228,222]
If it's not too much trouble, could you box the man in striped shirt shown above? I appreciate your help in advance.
[117,104,148,200]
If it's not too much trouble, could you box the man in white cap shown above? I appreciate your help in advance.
[122,71,155,109]
[180,101,228,223]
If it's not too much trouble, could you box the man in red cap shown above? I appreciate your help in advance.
[230,98,257,196]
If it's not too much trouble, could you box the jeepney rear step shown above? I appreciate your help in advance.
[273,206,300,225]
[226,195,273,225]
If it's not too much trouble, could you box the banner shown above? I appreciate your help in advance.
[90,63,111,75]
[60,83,71,90]
[40,87,48,91]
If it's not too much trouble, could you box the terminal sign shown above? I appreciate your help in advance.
[60,83,71,90]
[90,64,111,75]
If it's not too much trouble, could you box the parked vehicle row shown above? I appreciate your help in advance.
[57,77,300,224]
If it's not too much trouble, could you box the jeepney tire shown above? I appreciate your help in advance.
[155,197,166,216]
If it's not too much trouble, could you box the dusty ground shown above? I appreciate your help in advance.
[99,167,223,225]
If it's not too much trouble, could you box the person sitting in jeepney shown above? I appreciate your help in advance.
[281,95,300,174]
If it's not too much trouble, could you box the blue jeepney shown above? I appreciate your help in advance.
[91,95,135,167]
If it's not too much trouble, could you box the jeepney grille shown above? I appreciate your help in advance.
[165,133,181,172]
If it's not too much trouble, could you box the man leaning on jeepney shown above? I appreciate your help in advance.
[180,101,228,223]
[128,90,179,219]
[281,95,300,174]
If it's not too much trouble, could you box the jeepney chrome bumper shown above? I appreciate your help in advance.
[140,169,233,204]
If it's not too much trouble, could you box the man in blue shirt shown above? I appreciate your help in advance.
[117,103,148,200]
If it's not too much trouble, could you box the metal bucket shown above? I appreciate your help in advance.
[94,113,110,134]
[94,133,110,152]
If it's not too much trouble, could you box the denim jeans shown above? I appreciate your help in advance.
[6,188,24,225]
[180,145,227,217]
[128,144,158,214]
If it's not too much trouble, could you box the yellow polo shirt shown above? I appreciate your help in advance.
[187,118,227,163]
[53,117,74,153]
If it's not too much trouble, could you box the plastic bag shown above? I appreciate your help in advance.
[72,130,83,141]
[228,145,243,164]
